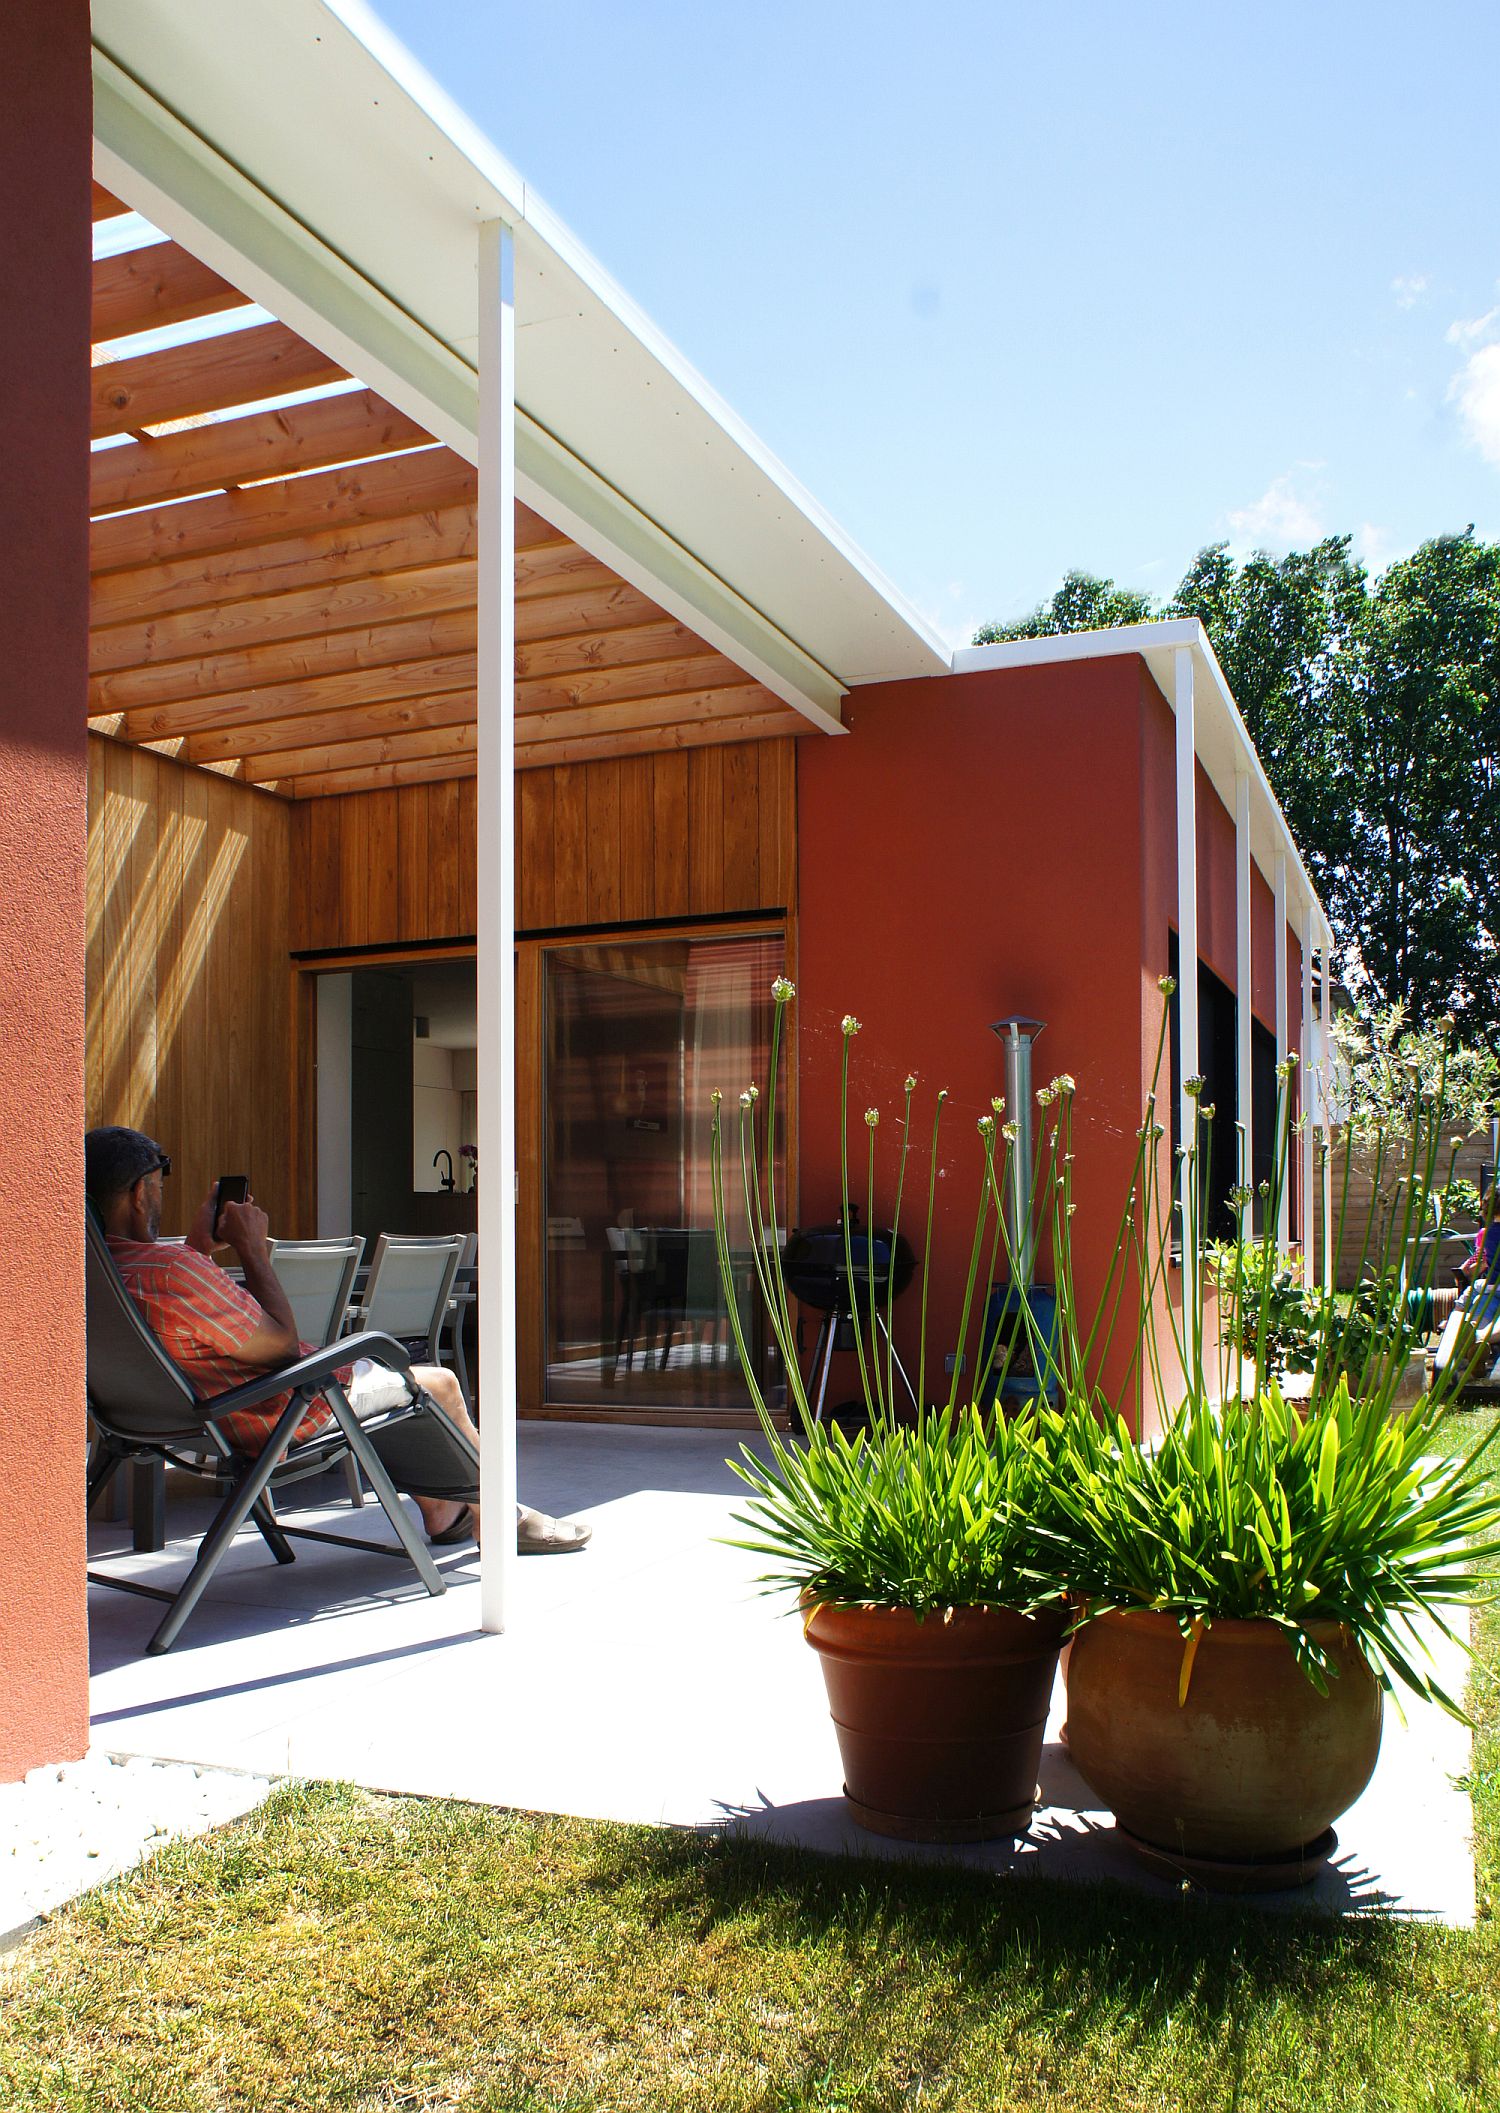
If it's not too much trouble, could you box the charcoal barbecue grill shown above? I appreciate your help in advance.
[781,1205,917,1423]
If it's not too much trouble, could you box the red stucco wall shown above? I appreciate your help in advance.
[796,658,1159,1427]
[0,0,92,1779]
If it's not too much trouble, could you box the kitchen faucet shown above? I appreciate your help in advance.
[433,1149,456,1192]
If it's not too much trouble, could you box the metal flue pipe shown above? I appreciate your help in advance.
[990,1017,1046,1285]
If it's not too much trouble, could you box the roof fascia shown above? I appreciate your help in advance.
[953,622,1327,932]
[92,45,846,731]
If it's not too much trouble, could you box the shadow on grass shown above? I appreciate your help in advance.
[574,1819,1424,2095]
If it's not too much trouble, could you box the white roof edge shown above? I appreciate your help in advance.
[317,0,951,670]
[953,621,1328,934]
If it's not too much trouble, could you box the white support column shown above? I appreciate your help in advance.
[1300,901,1315,1292]
[1274,849,1290,1254]
[1234,771,1253,1227]
[1174,645,1199,1319]
[477,218,518,1634]
[1320,920,1334,1293]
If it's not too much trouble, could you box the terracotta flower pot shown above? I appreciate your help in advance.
[1066,1608,1383,1881]
[802,1599,1067,1842]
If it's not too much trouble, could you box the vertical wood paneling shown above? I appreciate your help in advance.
[585,760,621,923]
[652,750,691,920]
[617,756,655,922]
[552,765,588,925]
[86,734,292,1236]
[286,736,800,950]
[688,747,725,914]
[722,742,760,910]
[517,770,555,928]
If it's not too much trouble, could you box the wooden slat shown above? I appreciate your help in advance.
[91,389,429,516]
[244,721,478,784]
[91,610,477,715]
[617,756,655,922]
[652,751,691,920]
[288,754,480,801]
[512,651,754,717]
[93,182,129,220]
[513,615,702,682]
[397,783,431,939]
[516,709,801,772]
[179,688,478,767]
[552,767,588,923]
[513,684,771,749]
[517,771,556,927]
[91,503,481,628]
[91,558,480,673]
[586,761,622,923]
[93,242,245,344]
[91,322,344,439]
[689,749,725,914]
[426,779,465,933]
[722,741,761,909]
[114,654,477,743]
[91,448,475,572]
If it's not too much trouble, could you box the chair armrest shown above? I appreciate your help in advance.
[203,1331,414,1419]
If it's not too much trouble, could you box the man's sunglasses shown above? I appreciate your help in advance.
[148,1154,171,1179]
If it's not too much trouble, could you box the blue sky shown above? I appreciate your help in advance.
[376,0,1500,648]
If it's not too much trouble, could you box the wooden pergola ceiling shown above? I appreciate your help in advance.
[87,185,809,800]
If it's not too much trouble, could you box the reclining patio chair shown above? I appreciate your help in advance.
[85,1215,479,1655]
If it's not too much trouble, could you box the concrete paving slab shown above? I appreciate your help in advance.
[86,1422,1476,1924]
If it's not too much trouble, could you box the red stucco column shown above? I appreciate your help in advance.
[0,0,92,1779]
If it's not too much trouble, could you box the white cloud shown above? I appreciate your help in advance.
[1226,473,1324,553]
[1355,523,1396,574]
[1391,274,1429,310]
[1445,306,1500,348]
[1450,342,1500,469]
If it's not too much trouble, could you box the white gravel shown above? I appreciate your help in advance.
[1,1750,273,1948]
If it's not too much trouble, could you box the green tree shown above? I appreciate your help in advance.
[974,532,1500,1043]
[972,570,1155,642]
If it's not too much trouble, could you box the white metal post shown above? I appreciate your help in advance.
[1174,645,1199,1323]
[1320,921,1334,1293]
[1274,849,1290,1254]
[1234,771,1253,1228]
[477,218,518,1633]
[1300,901,1315,1292]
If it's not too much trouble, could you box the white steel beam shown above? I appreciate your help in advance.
[1274,850,1290,1254]
[477,219,518,1633]
[1301,902,1315,1292]
[1235,771,1253,1228]
[1175,646,1200,1320]
[1320,923,1334,1293]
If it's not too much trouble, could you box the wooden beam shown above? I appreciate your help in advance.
[178,688,479,766]
[90,388,429,515]
[243,721,479,784]
[514,684,770,749]
[90,558,480,673]
[90,610,478,715]
[287,753,480,799]
[513,615,705,681]
[112,652,479,741]
[91,503,481,627]
[513,651,756,717]
[91,322,344,438]
[90,448,477,572]
[93,181,129,220]
[516,707,802,770]
[88,579,663,710]
[93,242,245,344]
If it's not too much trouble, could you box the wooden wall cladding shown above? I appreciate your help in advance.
[290,737,797,950]
[86,734,293,1236]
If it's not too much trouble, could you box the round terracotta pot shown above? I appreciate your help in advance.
[802,1599,1067,1842]
[1066,1609,1383,1870]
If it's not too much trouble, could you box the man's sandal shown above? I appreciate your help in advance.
[428,1504,476,1547]
[517,1506,591,1555]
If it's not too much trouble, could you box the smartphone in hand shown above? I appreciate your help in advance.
[212,1175,249,1241]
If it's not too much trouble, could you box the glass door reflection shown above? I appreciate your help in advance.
[544,931,786,1414]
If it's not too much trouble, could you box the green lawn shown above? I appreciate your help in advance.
[4,1413,1497,2113]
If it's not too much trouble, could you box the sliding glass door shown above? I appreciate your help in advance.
[542,928,787,1414]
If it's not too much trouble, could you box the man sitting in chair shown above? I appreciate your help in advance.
[86,1127,590,1555]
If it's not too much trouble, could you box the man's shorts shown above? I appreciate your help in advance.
[345,1358,420,1418]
